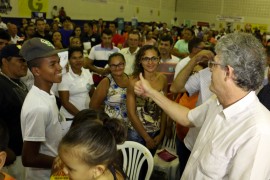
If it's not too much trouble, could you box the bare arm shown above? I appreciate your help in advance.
[58,91,79,116]
[170,50,214,93]
[89,78,109,110]
[85,58,103,74]
[170,57,197,93]
[22,141,55,168]
[89,84,95,98]
[154,75,168,145]
[171,48,189,59]
[134,74,194,127]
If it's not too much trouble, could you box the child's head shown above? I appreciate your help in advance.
[0,120,9,170]
[70,108,110,127]
[58,117,126,180]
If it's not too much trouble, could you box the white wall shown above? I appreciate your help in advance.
[175,0,270,32]
[1,0,176,24]
[5,0,270,31]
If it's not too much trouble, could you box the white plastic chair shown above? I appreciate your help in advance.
[117,141,154,180]
[153,122,179,180]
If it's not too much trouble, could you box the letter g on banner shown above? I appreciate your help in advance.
[28,0,43,11]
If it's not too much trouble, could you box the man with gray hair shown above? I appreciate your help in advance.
[133,33,270,179]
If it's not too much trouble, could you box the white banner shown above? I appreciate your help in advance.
[216,15,244,23]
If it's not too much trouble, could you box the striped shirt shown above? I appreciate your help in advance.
[88,44,120,68]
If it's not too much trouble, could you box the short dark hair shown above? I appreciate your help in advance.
[128,30,140,39]
[109,21,118,28]
[35,18,45,25]
[184,28,195,36]
[160,35,173,45]
[27,58,43,71]
[101,28,113,36]
[188,37,203,53]
[25,24,35,31]
[108,52,125,64]
[68,46,83,59]
[0,28,11,41]
[84,21,93,28]
[0,120,9,151]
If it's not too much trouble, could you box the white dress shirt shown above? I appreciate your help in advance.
[182,92,270,179]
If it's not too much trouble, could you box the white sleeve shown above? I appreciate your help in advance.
[58,74,70,91]
[188,96,215,128]
[86,70,94,85]
[185,72,201,96]
[173,58,189,79]
[88,47,95,60]
[22,106,50,142]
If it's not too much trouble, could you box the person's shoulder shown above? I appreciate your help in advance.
[170,55,180,62]
[59,72,71,82]
[113,46,120,52]
[0,76,8,85]
[81,67,91,75]
[258,84,270,96]
[198,67,211,75]
[97,76,110,88]
[128,75,139,84]
[23,89,49,111]
[120,47,129,53]
[176,39,184,43]
[93,44,102,49]
[157,72,167,81]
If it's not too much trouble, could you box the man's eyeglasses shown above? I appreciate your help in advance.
[141,56,160,63]
[109,62,125,69]
[208,60,226,69]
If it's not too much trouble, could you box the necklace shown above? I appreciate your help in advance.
[0,71,28,92]
[148,72,158,81]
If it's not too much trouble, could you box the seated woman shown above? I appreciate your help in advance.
[52,31,65,49]
[90,53,129,124]
[58,116,127,180]
[58,46,95,134]
[126,45,167,153]
[69,26,82,44]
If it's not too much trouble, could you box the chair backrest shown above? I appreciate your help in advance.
[161,122,177,151]
[117,141,154,180]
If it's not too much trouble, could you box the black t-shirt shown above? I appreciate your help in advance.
[81,33,101,47]
[0,75,28,156]
[33,32,52,42]
[258,83,270,111]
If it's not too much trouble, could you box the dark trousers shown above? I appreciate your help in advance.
[127,129,160,180]
[176,136,191,178]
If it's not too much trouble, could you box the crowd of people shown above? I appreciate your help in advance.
[0,13,270,180]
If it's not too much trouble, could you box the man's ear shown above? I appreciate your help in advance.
[2,58,8,66]
[0,151,7,169]
[31,67,40,76]
[91,165,106,179]
[225,65,235,80]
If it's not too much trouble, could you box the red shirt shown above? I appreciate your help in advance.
[112,34,125,46]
